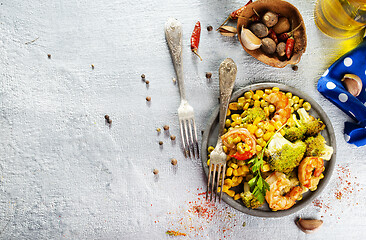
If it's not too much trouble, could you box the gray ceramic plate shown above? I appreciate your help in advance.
[201,82,336,218]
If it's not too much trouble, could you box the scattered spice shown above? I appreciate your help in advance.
[292,65,299,71]
[172,77,176,84]
[25,37,39,45]
[242,222,246,227]
[171,158,178,165]
[159,141,163,145]
[105,115,112,124]
[146,96,151,101]
[164,125,170,131]
[153,169,159,175]
[170,135,176,140]
[108,119,112,124]
[206,72,212,79]
[47,54,51,59]
[207,25,213,31]
[91,64,94,69]
[145,80,150,84]
[156,128,161,133]
[141,74,145,79]
[196,206,202,213]
[104,115,110,121]
[218,25,237,37]
[166,230,186,236]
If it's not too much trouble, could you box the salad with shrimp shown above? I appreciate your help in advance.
[207,87,334,211]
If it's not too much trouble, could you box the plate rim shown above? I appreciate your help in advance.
[201,82,337,218]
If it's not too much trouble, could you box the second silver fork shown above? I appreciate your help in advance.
[207,58,237,202]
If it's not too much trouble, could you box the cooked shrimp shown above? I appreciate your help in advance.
[265,92,291,125]
[221,128,256,150]
[298,157,324,190]
[265,172,303,211]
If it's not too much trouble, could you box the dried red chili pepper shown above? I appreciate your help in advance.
[286,36,295,59]
[191,21,202,61]
[217,0,253,29]
[278,21,303,42]
[268,29,278,44]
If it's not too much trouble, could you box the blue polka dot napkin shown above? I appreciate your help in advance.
[318,34,366,147]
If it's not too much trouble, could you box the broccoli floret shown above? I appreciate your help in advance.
[242,107,266,123]
[240,183,264,209]
[297,108,325,137]
[266,133,306,173]
[305,134,334,160]
[284,114,307,142]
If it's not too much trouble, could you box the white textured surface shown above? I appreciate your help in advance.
[0,0,365,239]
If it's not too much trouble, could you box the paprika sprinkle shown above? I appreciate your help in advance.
[191,21,202,61]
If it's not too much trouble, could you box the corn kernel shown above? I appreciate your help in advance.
[303,102,311,111]
[226,155,231,161]
[240,165,249,172]
[252,94,260,100]
[207,159,210,166]
[254,100,261,107]
[243,102,250,110]
[264,106,269,116]
[256,90,264,98]
[253,116,262,126]
[261,163,271,172]
[320,173,324,179]
[229,102,238,110]
[237,176,244,183]
[265,88,272,94]
[223,128,227,134]
[225,119,231,127]
[247,124,258,134]
[257,121,264,129]
[237,160,245,166]
[233,169,239,176]
[238,97,245,103]
[272,87,280,92]
[263,132,273,141]
[237,167,244,176]
[269,104,275,113]
[255,128,264,138]
[256,145,262,152]
[292,96,300,104]
[294,103,300,111]
[280,129,286,136]
[223,145,228,153]
[285,92,292,99]
[237,102,243,110]
[227,190,235,197]
[230,163,238,169]
[260,141,266,147]
[274,121,282,130]
[232,176,238,182]
[208,146,215,153]
[231,114,240,121]
[224,178,233,186]
[226,167,233,176]
[217,187,221,193]
[226,109,231,116]
[234,193,241,200]
[244,91,253,99]
[223,185,230,193]
[299,99,304,107]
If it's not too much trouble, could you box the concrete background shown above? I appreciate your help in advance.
[0,0,365,239]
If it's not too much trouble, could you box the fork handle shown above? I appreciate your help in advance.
[165,18,186,100]
[218,58,237,137]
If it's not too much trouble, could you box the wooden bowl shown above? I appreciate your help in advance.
[237,0,307,68]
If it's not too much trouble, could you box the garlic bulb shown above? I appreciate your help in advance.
[296,218,323,234]
[341,74,363,97]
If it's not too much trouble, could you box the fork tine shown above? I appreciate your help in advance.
[187,119,196,158]
[210,164,217,201]
[179,120,189,158]
[215,164,222,202]
[219,163,226,203]
[183,119,192,158]
[206,163,213,200]
[192,119,199,158]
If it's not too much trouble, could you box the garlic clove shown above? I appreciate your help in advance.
[341,74,363,97]
[241,27,262,50]
[296,218,323,234]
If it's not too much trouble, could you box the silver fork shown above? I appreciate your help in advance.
[165,18,199,159]
[206,58,237,202]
